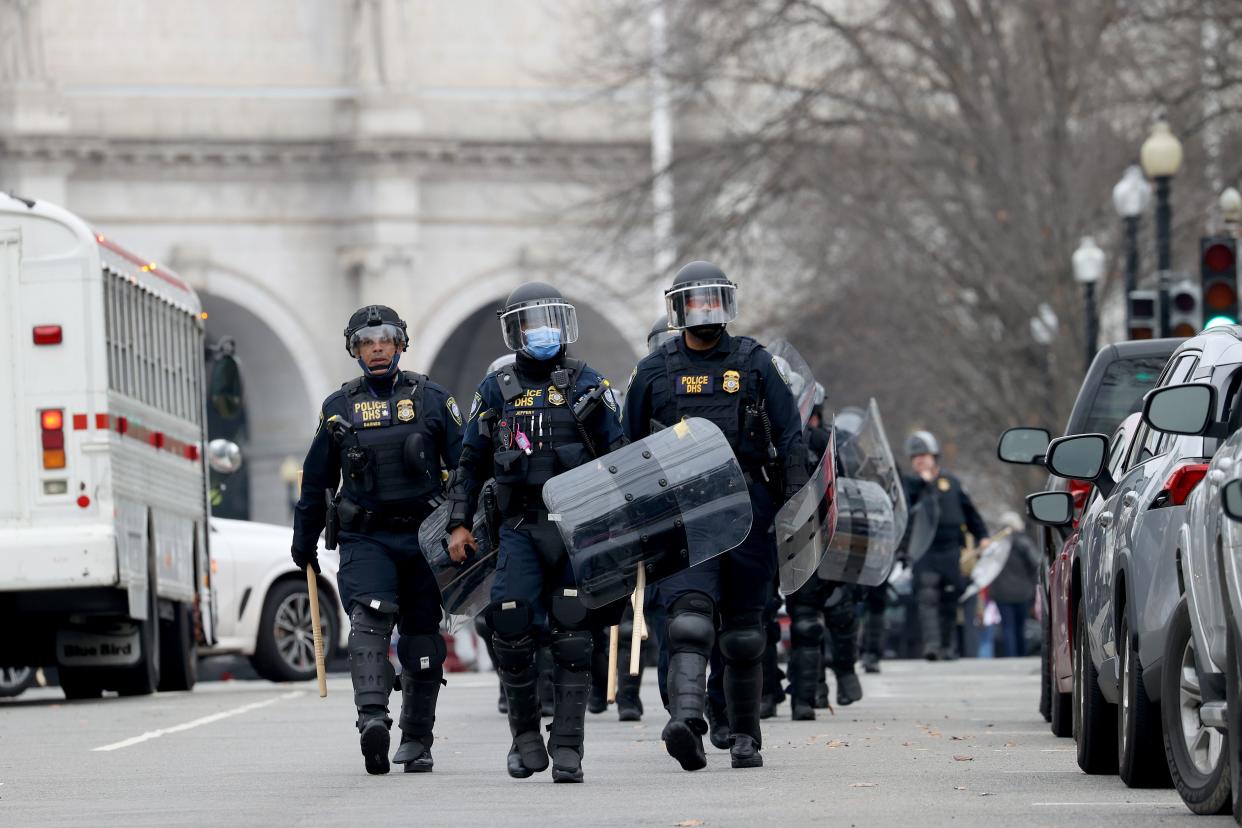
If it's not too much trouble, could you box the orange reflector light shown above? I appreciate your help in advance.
[41,409,63,431]
[43,449,65,469]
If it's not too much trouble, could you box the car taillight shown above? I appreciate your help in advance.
[40,408,65,469]
[32,325,62,345]
[1153,463,1210,508]
[1069,479,1092,513]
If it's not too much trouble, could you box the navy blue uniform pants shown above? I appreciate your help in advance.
[336,528,443,638]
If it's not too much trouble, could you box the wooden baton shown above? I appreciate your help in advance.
[606,624,620,703]
[629,565,646,676]
[306,568,328,698]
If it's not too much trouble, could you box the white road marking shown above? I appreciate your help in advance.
[91,690,303,752]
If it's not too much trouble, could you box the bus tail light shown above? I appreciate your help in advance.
[41,408,65,469]
[32,325,62,345]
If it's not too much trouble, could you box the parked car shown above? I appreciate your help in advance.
[1219,477,1242,824]
[998,339,1178,735]
[204,518,348,683]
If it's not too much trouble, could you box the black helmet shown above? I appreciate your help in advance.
[343,305,408,355]
[497,281,579,353]
[905,430,940,458]
[647,313,678,353]
[665,261,738,330]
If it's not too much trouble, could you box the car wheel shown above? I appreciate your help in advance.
[0,666,37,698]
[1223,602,1241,822]
[1051,660,1073,739]
[158,601,198,692]
[1075,597,1118,774]
[1162,596,1230,814]
[1118,611,1171,787]
[251,577,337,683]
[1040,610,1053,723]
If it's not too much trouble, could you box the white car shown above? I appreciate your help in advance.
[206,518,349,682]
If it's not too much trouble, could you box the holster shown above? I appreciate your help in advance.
[324,489,340,550]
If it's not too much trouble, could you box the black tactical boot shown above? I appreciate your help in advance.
[861,652,881,674]
[663,651,709,771]
[616,668,644,722]
[722,628,765,769]
[835,670,863,706]
[588,634,609,714]
[787,645,820,721]
[815,672,830,709]
[706,695,731,750]
[730,733,764,769]
[495,639,549,779]
[358,717,391,776]
[547,665,590,783]
[393,671,440,773]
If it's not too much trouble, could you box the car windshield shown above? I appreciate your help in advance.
[1081,356,1167,436]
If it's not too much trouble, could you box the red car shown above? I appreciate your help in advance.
[998,339,1177,736]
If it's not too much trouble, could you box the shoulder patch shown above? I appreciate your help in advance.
[468,392,483,422]
[626,366,637,391]
[603,382,619,412]
[447,396,463,427]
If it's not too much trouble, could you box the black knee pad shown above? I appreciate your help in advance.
[550,628,593,671]
[485,598,534,640]
[667,593,716,656]
[791,614,824,647]
[549,589,589,630]
[491,633,537,675]
[719,626,765,664]
[398,632,447,675]
[349,603,396,639]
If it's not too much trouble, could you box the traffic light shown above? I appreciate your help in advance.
[1168,280,1201,337]
[1128,289,1158,339]
[1200,235,1238,327]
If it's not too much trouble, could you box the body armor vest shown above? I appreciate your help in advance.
[489,359,593,504]
[338,371,439,507]
[655,336,766,469]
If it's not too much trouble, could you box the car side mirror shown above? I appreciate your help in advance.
[1045,433,1116,498]
[1026,491,1073,526]
[207,439,243,474]
[1142,382,1218,437]
[1223,479,1242,522]
[997,427,1051,465]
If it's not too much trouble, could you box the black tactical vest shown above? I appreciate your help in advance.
[655,336,766,468]
[339,371,438,506]
[932,476,967,546]
[489,360,593,497]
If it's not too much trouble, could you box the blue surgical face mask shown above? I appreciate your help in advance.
[523,326,562,360]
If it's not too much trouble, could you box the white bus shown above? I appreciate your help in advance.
[0,193,228,698]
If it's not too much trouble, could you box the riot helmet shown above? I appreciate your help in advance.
[647,313,679,354]
[498,281,579,359]
[905,430,940,458]
[665,261,738,338]
[343,305,409,378]
[486,353,516,374]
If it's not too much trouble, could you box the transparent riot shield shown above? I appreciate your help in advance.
[904,494,939,563]
[816,477,899,586]
[418,496,498,627]
[834,399,908,545]
[959,534,1013,603]
[767,338,817,428]
[776,431,838,594]
[542,417,752,609]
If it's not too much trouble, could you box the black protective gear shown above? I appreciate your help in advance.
[475,614,507,714]
[359,717,391,775]
[547,664,591,783]
[335,371,440,506]
[538,646,555,718]
[760,595,785,719]
[861,584,887,668]
[665,261,738,335]
[486,601,549,778]
[836,670,863,706]
[348,604,396,728]
[719,625,765,751]
[589,628,609,715]
[393,669,441,772]
[551,629,593,672]
[290,545,321,574]
[615,615,644,721]
[730,733,763,769]
[916,566,961,659]
[787,603,825,719]
[663,593,716,771]
[671,260,730,288]
[343,304,408,354]
[824,587,860,673]
[706,695,731,750]
[862,652,881,674]
[396,632,446,675]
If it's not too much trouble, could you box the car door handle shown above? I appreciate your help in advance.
[1099,511,1113,527]
[1122,492,1138,508]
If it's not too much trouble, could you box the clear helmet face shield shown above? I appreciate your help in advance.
[499,300,580,352]
[665,283,738,329]
[348,323,406,357]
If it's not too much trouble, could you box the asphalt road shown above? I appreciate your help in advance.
[0,657,1215,827]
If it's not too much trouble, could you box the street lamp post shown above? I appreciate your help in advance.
[1140,119,1184,337]
[1073,237,1106,371]
[1112,164,1152,333]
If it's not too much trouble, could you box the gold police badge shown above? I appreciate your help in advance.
[937,477,951,492]
[547,386,566,406]
[396,399,415,422]
[722,370,741,394]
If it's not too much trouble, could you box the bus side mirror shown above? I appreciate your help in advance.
[207,439,243,475]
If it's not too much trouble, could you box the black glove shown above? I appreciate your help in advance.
[291,545,321,574]
[783,459,810,504]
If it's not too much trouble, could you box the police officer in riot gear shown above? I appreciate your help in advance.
[903,430,989,660]
[291,305,464,775]
[624,261,806,771]
[445,282,625,783]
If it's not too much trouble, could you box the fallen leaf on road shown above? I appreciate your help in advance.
[953,755,974,762]
[954,786,967,791]
[950,735,967,741]
[978,792,992,797]
[901,741,913,747]
[1004,741,1016,747]
[849,782,877,788]
[827,740,848,749]
[928,730,942,737]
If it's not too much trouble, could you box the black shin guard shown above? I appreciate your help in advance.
[393,668,442,771]
[720,625,765,748]
[348,604,396,730]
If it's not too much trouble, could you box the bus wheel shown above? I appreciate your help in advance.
[116,585,161,697]
[59,669,104,700]
[158,601,198,692]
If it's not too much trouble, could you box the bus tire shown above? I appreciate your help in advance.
[59,669,104,700]
[116,580,161,697]
[158,601,197,692]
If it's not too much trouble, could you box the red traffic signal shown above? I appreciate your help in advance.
[1201,236,1239,325]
